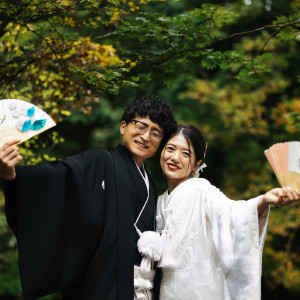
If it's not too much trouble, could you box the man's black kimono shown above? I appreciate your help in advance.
[4,144,156,300]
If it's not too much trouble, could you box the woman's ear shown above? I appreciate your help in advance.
[192,159,203,173]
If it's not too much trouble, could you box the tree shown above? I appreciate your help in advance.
[0,0,299,298]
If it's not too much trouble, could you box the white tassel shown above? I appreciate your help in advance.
[157,219,177,268]
[136,227,163,272]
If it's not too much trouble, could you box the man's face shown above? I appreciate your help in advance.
[120,115,163,167]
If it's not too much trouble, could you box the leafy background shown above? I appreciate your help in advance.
[0,0,299,299]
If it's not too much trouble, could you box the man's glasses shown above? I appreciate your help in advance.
[128,120,163,141]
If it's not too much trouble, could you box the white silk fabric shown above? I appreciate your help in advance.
[156,178,269,300]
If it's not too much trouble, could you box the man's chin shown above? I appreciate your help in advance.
[132,149,156,161]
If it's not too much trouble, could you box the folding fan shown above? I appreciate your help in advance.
[0,99,56,148]
[264,141,300,189]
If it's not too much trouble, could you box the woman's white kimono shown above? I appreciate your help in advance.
[156,178,269,300]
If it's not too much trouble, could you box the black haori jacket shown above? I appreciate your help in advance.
[4,145,156,300]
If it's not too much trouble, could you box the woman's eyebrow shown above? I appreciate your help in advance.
[166,143,176,147]
[166,143,192,152]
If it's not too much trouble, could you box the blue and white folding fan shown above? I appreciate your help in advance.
[0,99,56,148]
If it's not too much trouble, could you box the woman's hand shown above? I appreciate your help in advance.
[0,139,22,180]
[257,187,300,218]
[263,187,300,206]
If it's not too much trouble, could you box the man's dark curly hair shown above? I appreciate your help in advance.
[121,95,177,145]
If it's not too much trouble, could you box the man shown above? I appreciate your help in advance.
[0,95,176,300]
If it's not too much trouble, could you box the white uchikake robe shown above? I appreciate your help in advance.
[156,178,269,300]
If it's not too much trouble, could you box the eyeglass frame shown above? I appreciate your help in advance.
[127,119,164,141]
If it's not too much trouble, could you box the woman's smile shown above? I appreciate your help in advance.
[167,163,180,171]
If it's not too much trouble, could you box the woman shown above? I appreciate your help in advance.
[156,125,300,300]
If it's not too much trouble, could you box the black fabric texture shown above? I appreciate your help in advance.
[4,145,156,300]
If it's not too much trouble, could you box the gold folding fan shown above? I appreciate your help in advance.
[0,99,56,148]
[265,141,300,189]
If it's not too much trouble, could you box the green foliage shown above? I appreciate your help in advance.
[0,190,21,298]
[0,0,299,298]
[0,250,22,297]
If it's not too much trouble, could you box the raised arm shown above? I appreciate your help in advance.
[257,187,300,235]
[258,187,300,217]
[0,139,22,180]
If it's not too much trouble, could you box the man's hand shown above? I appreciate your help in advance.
[0,139,22,180]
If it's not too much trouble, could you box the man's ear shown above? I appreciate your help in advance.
[192,159,203,173]
[120,121,126,135]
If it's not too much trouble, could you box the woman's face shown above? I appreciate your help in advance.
[160,133,201,191]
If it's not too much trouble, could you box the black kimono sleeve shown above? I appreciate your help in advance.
[4,149,116,299]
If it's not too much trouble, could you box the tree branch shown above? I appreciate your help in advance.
[134,19,300,71]
[217,19,300,44]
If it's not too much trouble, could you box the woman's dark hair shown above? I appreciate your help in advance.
[167,124,206,163]
[121,95,177,143]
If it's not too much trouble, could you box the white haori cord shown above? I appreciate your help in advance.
[134,163,163,272]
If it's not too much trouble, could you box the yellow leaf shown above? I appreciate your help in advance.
[61,110,71,116]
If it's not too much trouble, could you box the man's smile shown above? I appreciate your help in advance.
[135,141,149,149]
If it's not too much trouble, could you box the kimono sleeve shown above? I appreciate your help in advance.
[201,179,269,300]
[4,149,110,299]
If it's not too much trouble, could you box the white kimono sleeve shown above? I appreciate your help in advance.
[202,180,269,300]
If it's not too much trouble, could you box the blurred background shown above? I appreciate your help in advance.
[0,0,299,299]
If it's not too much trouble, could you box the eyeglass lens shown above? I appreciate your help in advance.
[132,120,162,140]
